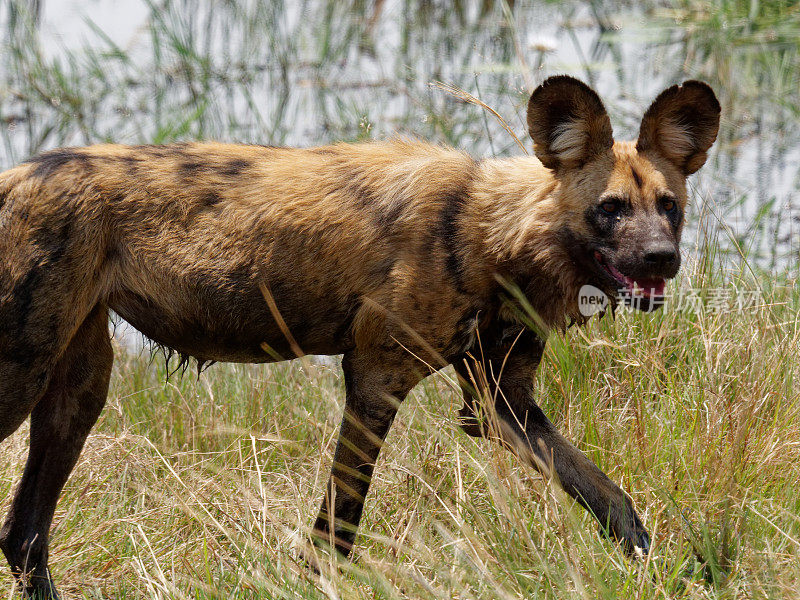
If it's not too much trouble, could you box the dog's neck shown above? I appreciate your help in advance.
[465,156,583,329]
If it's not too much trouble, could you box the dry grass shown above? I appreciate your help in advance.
[1,259,798,599]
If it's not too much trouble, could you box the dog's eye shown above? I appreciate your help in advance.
[661,197,676,212]
[600,200,619,214]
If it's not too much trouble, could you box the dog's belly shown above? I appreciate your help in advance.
[102,186,398,362]
[108,278,357,363]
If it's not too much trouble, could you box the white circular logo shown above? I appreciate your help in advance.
[578,284,609,317]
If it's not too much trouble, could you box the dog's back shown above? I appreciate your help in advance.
[1,140,479,363]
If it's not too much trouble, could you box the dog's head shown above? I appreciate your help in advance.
[527,76,720,311]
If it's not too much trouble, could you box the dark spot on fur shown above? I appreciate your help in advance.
[368,257,395,282]
[27,149,93,179]
[376,200,406,232]
[347,177,375,211]
[219,159,251,177]
[437,177,474,295]
[179,160,205,178]
[0,267,42,338]
[631,166,642,188]
[46,220,72,264]
[0,189,6,211]
[341,168,407,236]
[24,221,72,273]
[203,191,223,208]
[143,147,172,158]
[102,243,120,266]
[121,155,141,175]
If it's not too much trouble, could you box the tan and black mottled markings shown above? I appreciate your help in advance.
[0,76,720,597]
[28,148,94,178]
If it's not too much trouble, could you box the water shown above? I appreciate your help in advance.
[1,0,798,274]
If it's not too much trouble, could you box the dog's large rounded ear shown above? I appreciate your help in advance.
[637,81,720,175]
[527,75,614,171]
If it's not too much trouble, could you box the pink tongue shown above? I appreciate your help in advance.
[607,263,665,297]
[634,278,665,297]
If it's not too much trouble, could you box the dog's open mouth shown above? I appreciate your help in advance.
[594,251,665,298]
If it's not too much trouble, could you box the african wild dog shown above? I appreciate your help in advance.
[0,75,719,597]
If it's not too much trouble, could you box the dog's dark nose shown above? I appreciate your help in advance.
[643,244,677,269]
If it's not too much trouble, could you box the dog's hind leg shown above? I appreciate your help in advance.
[0,304,113,600]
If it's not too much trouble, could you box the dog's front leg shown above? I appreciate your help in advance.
[312,350,421,557]
[455,326,650,555]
